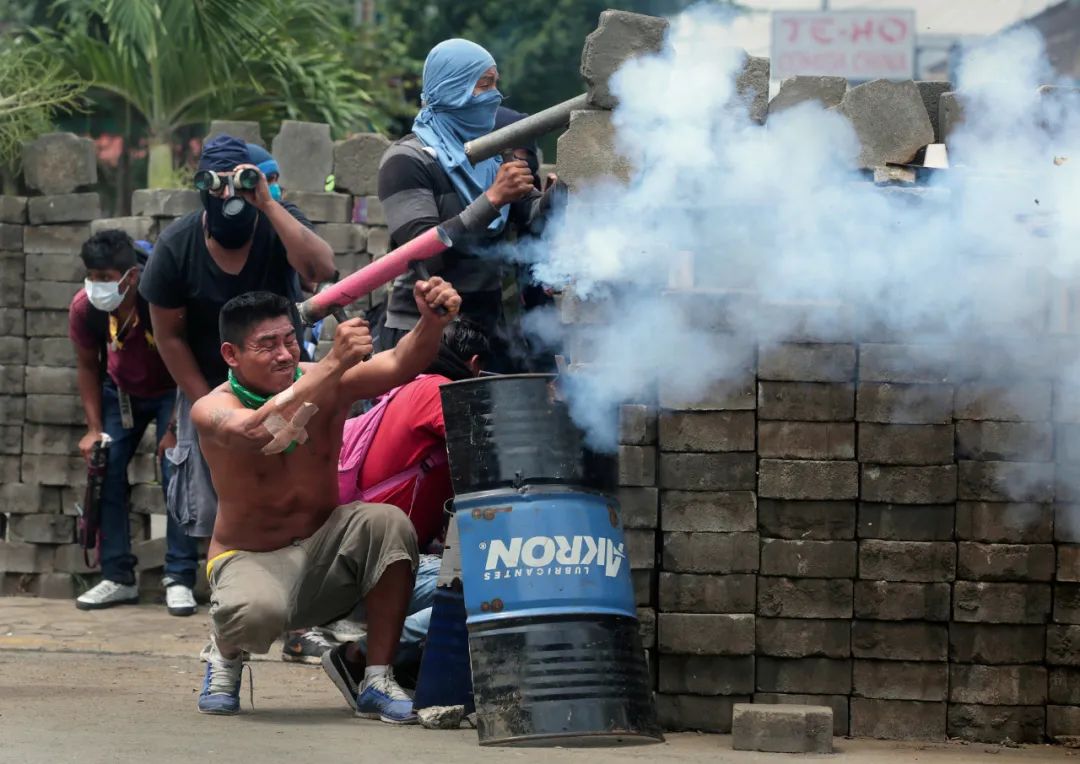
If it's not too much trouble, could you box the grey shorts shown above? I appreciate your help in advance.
[164,391,218,538]
[207,503,419,654]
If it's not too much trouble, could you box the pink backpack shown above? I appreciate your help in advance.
[337,377,449,515]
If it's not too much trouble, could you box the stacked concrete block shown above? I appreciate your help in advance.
[756,341,856,735]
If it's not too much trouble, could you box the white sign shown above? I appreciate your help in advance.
[771,9,916,82]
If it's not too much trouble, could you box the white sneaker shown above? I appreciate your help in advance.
[322,618,367,643]
[165,584,197,617]
[76,580,139,610]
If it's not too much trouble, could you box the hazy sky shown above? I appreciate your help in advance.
[735,0,1059,56]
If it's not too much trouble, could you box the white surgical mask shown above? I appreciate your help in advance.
[84,272,129,312]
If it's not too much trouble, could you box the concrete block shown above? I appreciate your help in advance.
[858,540,955,582]
[836,79,934,168]
[1051,668,1080,704]
[947,704,1045,744]
[313,222,368,254]
[756,618,850,659]
[756,657,851,695]
[26,394,82,425]
[205,120,263,147]
[89,216,157,240]
[619,403,657,445]
[857,503,955,541]
[24,366,78,396]
[618,445,656,487]
[759,459,858,501]
[849,698,946,741]
[133,536,166,571]
[282,191,350,224]
[0,253,24,307]
[22,423,80,455]
[1049,705,1080,738]
[0,425,21,454]
[271,121,333,193]
[950,624,1047,665]
[556,110,634,190]
[129,483,166,516]
[735,54,770,125]
[659,452,755,491]
[759,421,854,461]
[0,308,23,336]
[659,572,755,613]
[732,703,832,754]
[0,483,49,514]
[332,134,390,196]
[856,382,953,424]
[757,577,852,619]
[957,421,1053,462]
[758,500,855,540]
[617,486,657,528]
[27,193,101,224]
[1057,424,1080,464]
[957,542,1054,582]
[0,454,19,482]
[953,581,1051,623]
[22,132,97,194]
[754,694,848,736]
[7,513,74,543]
[861,465,957,504]
[956,502,1052,543]
[0,395,26,423]
[354,196,385,226]
[624,529,654,570]
[25,310,69,338]
[949,665,1047,706]
[659,655,755,695]
[0,365,23,395]
[939,92,965,141]
[52,543,95,574]
[581,9,668,109]
[958,461,1054,502]
[854,581,950,621]
[858,423,954,465]
[132,189,201,218]
[658,410,754,452]
[660,490,755,532]
[758,382,854,421]
[955,382,1051,422]
[1061,545,1080,582]
[852,621,947,662]
[0,540,53,572]
[859,343,952,384]
[0,226,24,253]
[758,343,855,383]
[916,81,953,143]
[21,454,85,486]
[632,569,654,606]
[769,75,847,115]
[23,224,90,255]
[366,227,389,257]
[760,539,856,578]
[660,374,756,411]
[853,660,947,701]
[24,281,79,311]
[656,694,746,733]
[662,531,758,574]
[0,337,26,364]
[0,195,27,223]
[657,613,754,656]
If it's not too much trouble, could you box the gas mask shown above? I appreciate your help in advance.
[195,169,260,249]
[84,269,132,312]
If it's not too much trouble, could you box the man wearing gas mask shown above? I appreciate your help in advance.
[139,135,335,549]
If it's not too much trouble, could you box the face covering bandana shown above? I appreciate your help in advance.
[201,190,258,249]
[269,182,282,202]
[84,271,130,312]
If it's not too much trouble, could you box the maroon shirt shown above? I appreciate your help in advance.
[68,289,175,399]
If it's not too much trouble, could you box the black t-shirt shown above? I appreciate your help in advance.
[139,202,311,387]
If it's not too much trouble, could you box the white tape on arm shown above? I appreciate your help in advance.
[261,403,319,455]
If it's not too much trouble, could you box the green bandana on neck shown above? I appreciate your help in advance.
[228,367,304,453]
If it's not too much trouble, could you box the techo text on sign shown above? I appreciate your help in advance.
[770,10,916,82]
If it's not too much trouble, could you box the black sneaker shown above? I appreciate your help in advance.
[321,642,363,712]
[281,629,335,665]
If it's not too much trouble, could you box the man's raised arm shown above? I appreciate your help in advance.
[340,277,461,401]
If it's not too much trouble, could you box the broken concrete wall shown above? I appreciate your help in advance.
[0,122,391,598]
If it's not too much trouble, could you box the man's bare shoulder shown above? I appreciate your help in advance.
[190,385,242,430]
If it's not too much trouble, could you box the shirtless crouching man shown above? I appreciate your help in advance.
[192,277,462,723]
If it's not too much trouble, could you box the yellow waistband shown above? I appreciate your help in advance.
[206,549,239,578]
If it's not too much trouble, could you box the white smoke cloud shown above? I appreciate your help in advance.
[517,7,1080,457]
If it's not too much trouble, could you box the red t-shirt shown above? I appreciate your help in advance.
[68,289,175,399]
[358,375,451,549]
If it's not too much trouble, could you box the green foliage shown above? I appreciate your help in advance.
[0,36,86,169]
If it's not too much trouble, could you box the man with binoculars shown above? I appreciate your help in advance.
[139,134,336,549]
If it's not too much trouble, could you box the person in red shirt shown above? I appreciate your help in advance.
[69,230,200,615]
[355,318,490,550]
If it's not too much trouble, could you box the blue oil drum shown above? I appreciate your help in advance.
[442,375,662,747]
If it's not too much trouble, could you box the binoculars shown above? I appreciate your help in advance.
[194,167,261,193]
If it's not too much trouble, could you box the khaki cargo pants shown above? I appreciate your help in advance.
[207,503,418,654]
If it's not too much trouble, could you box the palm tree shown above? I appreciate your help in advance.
[39,0,381,188]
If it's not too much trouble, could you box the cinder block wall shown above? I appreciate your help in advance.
[0,121,389,599]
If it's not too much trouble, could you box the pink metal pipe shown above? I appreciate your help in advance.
[297,226,452,324]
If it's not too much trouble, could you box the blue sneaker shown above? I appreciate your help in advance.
[197,643,243,715]
[355,669,417,724]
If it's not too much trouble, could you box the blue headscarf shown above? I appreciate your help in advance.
[412,39,507,233]
[199,135,249,172]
